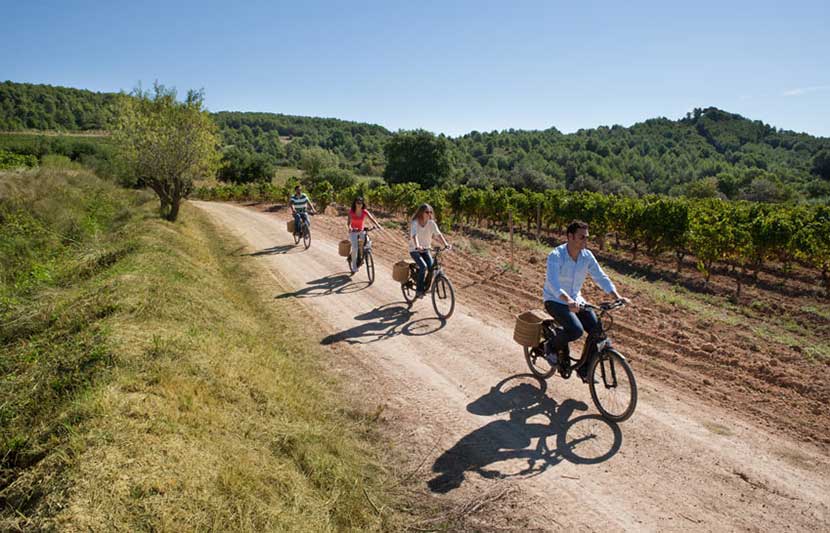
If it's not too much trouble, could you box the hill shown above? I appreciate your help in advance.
[2,80,829,200]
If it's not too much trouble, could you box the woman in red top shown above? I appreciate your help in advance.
[348,197,380,274]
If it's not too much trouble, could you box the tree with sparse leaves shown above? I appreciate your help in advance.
[111,84,219,221]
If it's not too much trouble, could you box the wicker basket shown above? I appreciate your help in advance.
[513,310,546,346]
[338,240,351,257]
[392,261,412,283]
[286,220,295,233]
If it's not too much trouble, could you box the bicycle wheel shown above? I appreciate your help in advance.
[303,226,311,249]
[365,251,375,284]
[431,275,455,319]
[293,227,300,245]
[524,344,556,379]
[588,349,637,423]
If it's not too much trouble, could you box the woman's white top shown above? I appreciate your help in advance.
[409,219,441,252]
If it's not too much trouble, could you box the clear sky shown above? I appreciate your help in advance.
[2,0,829,137]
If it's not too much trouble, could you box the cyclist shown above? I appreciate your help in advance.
[289,184,316,235]
[410,203,451,298]
[347,196,381,274]
[543,220,629,371]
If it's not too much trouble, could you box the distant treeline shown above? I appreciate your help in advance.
[2,81,830,201]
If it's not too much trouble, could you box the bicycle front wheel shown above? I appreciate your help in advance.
[589,349,637,423]
[431,275,455,319]
[303,226,311,249]
[365,251,375,284]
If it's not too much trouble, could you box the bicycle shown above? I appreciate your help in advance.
[523,300,637,422]
[292,211,313,249]
[346,227,376,284]
[401,246,455,320]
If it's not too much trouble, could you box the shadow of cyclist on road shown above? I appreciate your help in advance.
[275,273,369,300]
[321,303,446,345]
[246,244,303,256]
[427,374,622,493]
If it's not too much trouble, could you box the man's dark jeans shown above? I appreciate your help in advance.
[544,300,598,352]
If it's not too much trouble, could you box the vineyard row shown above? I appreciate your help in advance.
[192,180,830,295]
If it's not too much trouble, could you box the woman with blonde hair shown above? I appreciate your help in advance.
[409,203,451,297]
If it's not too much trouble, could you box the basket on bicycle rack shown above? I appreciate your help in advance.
[338,240,351,257]
[392,261,412,283]
[513,310,546,346]
[286,220,295,233]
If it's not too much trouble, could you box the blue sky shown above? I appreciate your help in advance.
[2,0,829,137]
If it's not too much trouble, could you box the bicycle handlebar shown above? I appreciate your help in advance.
[580,299,627,312]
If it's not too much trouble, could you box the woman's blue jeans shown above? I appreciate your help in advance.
[410,251,433,293]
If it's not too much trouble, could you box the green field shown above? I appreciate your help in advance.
[1,167,406,531]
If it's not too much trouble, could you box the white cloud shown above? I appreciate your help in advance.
[783,85,830,97]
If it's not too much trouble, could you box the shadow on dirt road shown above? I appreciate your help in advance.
[320,303,446,345]
[428,374,622,493]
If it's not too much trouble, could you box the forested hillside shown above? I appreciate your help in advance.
[0,81,117,130]
[2,81,829,200]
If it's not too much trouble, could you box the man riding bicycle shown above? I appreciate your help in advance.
[289,185,316,234]
[544,220,629,373]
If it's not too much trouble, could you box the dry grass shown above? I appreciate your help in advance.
[55,205,398,531]
[2,171,402,531]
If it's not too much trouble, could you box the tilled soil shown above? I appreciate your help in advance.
[195,201,830,531]
[306,206,830,450]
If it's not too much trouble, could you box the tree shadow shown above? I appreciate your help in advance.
[321,302,446,345]
[275,273,369,299]
[428,374,622,493]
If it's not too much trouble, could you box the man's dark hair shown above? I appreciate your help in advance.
[566,220,589,236]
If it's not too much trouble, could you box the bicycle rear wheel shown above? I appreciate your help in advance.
[431,275,455,319]
[524,344,556,379]
[303,226,311,249]
[293,228,301,244]
[588,349,637,422]
[365,251,375,284]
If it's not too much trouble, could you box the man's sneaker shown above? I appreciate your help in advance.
[544,341,558,366]
[415,290,425,299]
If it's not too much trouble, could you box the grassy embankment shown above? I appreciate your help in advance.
[1,166,400,531]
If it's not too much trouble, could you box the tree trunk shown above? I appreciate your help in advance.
[166,195,181,221]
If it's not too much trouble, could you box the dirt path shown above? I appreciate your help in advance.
[194,201,829,532]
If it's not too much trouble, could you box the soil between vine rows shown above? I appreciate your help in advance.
[197,200,830,531]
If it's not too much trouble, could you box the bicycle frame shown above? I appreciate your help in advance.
[544,302,617,375]
[351,228,374,263]
[421,247,446,290]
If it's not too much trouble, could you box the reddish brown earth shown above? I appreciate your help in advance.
[195,200,830,531]
[299,204,830,450]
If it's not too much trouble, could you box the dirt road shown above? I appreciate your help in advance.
[194,201,829,532]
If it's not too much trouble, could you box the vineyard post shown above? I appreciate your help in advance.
[536,202,541,241]
[509,209,514,269]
